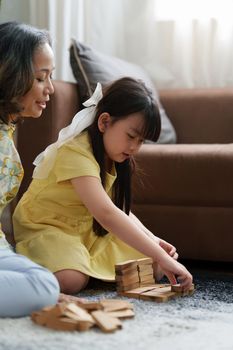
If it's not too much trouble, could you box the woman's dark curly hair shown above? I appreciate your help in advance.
[0,21,51,123]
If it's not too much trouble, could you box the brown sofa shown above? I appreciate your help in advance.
[15,81,233,263]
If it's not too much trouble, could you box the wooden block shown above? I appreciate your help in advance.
[139,283,170,290]
[117,281,140,292]
[139,274,155,283]
[118,290,140,299]
[117,278,140,288]
[63,310,92,324]
[152,283,171,289]
[100,299,134,312]
[31,311,40,322]
[31,304,67,327]
[31,311,48,326]
[151,286,172,293]
[115,260,138,271]
[120,283,170,293]
[177,290,194,297]
[50,304,67,317]
[40,305,54,312]
[171,284,183,292]
[31,298,137,333]
[140,290,176,302]
[118,285,157,298]
[40,304,66,318]
[91,310,122,333]
[171,283,195,293]
[78,301,103,311]
[116,270,139,281]
[116,272,139,285]
[136,258,153,266]
[140,280,156,287]
[64,303,94,324]
[118,282,195,303]
[76,320,94,332]
[137,265,154,274]
[46,316,78,331]
[115,265,138,276]
[131,285,159,293]
[106,309,135,319]
[32,304,95,331]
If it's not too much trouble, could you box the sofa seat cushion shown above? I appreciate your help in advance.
[133,143,233,206]
[69,40,176,144]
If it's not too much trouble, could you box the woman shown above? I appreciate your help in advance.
[0,21,60,317]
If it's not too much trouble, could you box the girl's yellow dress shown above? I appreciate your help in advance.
[13,131,144,280]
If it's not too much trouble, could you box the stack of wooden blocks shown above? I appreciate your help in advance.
[31,299,134,333]
[115,258,195,302]
[116,257,155,292]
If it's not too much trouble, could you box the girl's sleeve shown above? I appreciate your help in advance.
[53,141,100,183]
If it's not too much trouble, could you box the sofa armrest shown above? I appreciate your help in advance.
[159,88,233,144]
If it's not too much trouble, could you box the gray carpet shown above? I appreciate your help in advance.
[0,270,233,350]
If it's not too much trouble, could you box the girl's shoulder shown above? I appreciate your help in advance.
[56,131,98,170]
[60,131,93,157]
[53,131,100,181]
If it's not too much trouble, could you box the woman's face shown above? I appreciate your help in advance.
[18,43,55,118]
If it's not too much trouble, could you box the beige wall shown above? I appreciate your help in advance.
[0,0,30,23]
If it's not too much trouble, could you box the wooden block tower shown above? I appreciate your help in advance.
[115,258,155,293]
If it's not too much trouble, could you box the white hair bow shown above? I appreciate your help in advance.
[33,82,103,179]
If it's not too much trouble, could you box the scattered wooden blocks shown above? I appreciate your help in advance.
[115,258,195,302]
[91,310,122,333]
[31,299,134,333]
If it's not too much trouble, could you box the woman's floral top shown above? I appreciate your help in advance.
[0,120,24,238]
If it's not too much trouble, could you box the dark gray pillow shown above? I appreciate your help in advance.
[70,39,176,144]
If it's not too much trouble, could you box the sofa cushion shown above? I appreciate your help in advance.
[69,39,176,144]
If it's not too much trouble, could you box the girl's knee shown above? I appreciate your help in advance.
[54,269,89,294]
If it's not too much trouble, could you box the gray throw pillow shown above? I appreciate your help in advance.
[69,39,176,144]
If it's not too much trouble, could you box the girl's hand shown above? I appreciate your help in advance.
[159,239,178,260]
[158,255,193,290]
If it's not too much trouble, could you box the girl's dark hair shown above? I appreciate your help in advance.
[0,21,51,123]
[88,76,161,236]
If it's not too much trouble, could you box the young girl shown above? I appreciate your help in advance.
[13,77,193,294]
[0,21,61,317]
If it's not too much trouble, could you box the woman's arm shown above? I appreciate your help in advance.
[71,176,192,289]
